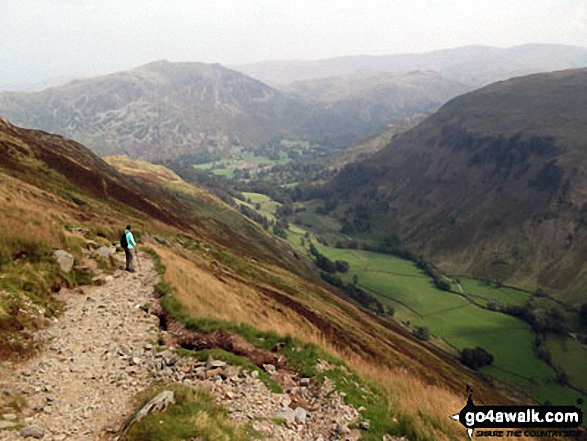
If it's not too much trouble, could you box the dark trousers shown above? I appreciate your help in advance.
[124,247,135,270]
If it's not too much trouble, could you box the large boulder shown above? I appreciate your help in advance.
[96,246,113,258]
[272,406,296,423]
[19,424,44,439]
[0,421,18,430]
[52,250,74,273]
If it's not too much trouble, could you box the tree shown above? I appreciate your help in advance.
[316,254,336,273]
[309,243,319,257]
[579,304,587,329]
[435,279,451,291]
[413,326,430,341]
[461,347,494,369]
[335,260,350,273]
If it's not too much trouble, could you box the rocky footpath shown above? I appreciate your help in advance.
[0,248,377,440]
[0,251,161,440]
[146,355,361,440]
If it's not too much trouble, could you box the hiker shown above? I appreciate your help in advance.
[121,225,137,272]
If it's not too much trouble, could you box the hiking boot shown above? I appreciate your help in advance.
[128,269,136,273]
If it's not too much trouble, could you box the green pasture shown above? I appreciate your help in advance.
[228,192,584,409]
[242,192,281,221]
[192,153,291,178]
[294,201,343,239]
[458,277,531,308]
[285,223,309,253]
[312,243,576,404]
[545,334,587,393]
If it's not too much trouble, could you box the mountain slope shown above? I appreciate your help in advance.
[0,61,454,162]
[284,70,469,124]
[328,68,587,303]
[2,119,521,438]
[0,61,328,161]
[234,44,587,88]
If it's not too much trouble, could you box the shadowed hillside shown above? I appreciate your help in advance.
[327,68,587,303]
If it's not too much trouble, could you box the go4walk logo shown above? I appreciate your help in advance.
[450,387,584,439]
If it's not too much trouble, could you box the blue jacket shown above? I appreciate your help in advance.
[125,229,137,249]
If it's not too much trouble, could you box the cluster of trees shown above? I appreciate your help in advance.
[413,326,430,341]
[320,272,390,316]
[257,161,333,185]
[497,303,567,334]
[176,150,224,165]
[306,242,390,316]
[273,219,289,239]
[460,347,494,369]
[238,205,270,230]
[315,199,339,215]
[309,243,349,273]
[580,304,587,329]
[414,259,451,291]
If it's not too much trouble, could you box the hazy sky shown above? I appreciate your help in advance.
[1,0,586,86]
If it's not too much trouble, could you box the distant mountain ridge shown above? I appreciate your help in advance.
[0,61,464,161]
[327,68,587,303]
[0,61,330,161]
[284,70,469,120]
[233,44,587,87]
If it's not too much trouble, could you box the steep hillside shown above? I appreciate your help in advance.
[234,44,587,88]
[284,71,468,126]
[328,68,587,303]
[0,61,447,162]
[0,119,521,439]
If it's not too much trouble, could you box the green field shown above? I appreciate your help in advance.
[236,195,586,410]
[294,203,343,242]
[315,246,548,373]
[545,334,587,393]
[193,153,290,178]
[285,223,309,253]
[458,277,531,308]
[311,244,584,408]
[241,192,281,222]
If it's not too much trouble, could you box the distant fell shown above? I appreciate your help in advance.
[234,44,587,87]
[0,61,324,161]
[0,61,461,162]
[284,70,468,119]
[327,68,587,303]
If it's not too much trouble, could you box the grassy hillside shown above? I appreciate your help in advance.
[1,119,524,439]
[327,68,587,304]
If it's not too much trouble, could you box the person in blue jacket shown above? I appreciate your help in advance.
[122,224,137,272]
